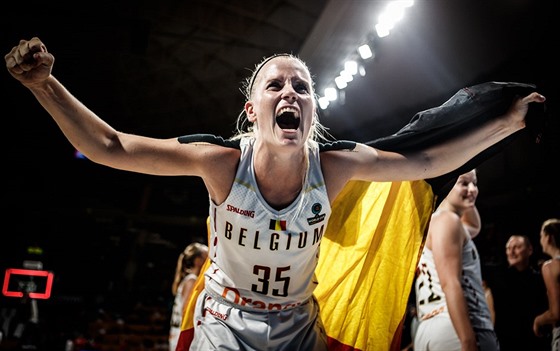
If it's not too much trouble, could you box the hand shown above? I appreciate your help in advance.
[533,316,544,337]
[506,91,546,128]
[5,37,54,88]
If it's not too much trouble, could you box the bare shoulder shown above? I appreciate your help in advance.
[321,141,414,184]
[542,258,560,278]
[431,209,461,226]
[181,142,239,204]
[320,148,364,202]
[179,141,240,173]
[320,143,377,177]
[429,210,463,240]
[320,148,357,170]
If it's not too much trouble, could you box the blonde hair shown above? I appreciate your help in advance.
[171,242,208,296]
[231,53,332,143]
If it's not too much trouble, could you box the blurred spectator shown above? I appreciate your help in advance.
[168,242,208,351]
[488,234,549,351]
[533,218,560,350]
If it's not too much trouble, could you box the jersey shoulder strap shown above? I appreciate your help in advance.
[177,134,241,149]
[178,134,357,152]
[318,140,357,152]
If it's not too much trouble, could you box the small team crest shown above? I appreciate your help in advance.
[307,202,326,225]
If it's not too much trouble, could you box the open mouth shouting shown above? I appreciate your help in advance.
[276,107,300,131]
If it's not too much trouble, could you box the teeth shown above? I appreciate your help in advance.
[276,107,301,130]
[277,107,299,117]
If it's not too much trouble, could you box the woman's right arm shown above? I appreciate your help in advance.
[6,37,197,175]
[5,37,229,178]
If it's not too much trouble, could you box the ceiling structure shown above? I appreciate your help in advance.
[1,0,558,268]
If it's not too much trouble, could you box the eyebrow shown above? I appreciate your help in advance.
[247,53,293,96]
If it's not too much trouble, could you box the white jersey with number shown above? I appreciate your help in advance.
[415,236,494,330]
[204,136,331,311]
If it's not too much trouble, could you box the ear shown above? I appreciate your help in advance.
[245,101,256,122]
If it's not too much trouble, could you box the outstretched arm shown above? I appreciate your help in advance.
[322,86,545,194]
[5,37,210,177]
[364,90,543,181]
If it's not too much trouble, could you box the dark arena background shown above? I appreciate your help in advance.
[0,0,558,350]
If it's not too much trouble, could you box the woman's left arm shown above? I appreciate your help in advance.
[346,92,545,183]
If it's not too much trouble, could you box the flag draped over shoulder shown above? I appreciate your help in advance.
[315,179,434,351]
[176,82,542,351]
